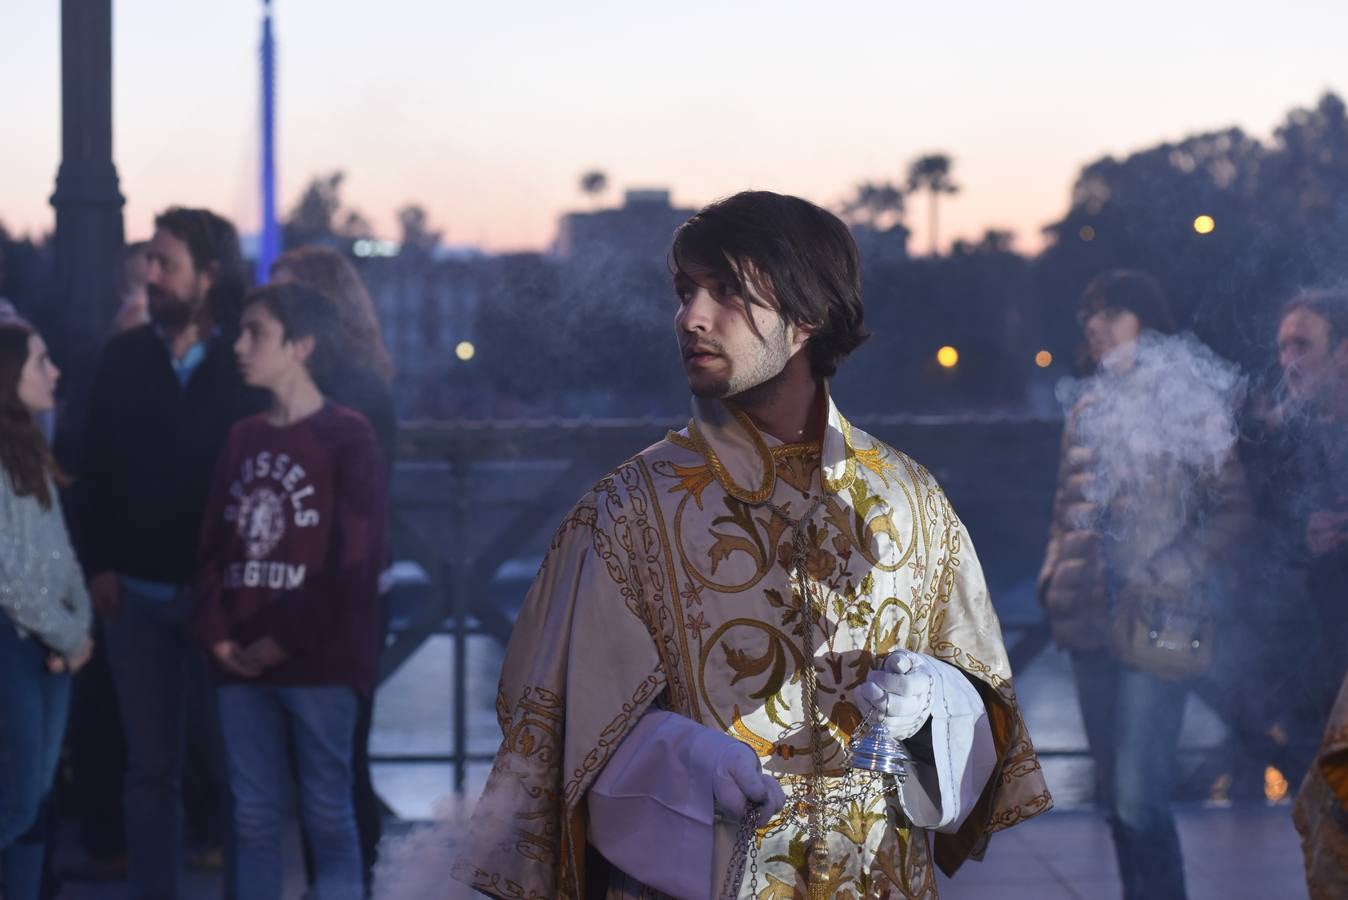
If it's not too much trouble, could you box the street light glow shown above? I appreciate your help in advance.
[1193,215,1215,235]
[936,345,959,368]
[455,341,476,361]
[1035,350,1053,368]
[1079,225,1095,242]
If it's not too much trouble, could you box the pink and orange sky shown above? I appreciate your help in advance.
[2,1,1345,254]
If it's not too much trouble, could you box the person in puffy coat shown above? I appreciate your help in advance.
[1038,270,1252,900]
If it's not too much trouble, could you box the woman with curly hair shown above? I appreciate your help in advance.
[270,247,395,468]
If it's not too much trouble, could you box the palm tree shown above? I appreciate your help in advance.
[840,181,906,231]
[906,154,960,255]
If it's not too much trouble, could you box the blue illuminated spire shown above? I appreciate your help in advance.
[257,0,279,284]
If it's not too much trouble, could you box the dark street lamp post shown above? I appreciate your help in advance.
[49,0,124,384]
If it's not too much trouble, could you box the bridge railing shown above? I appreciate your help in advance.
[376,415,1065,789]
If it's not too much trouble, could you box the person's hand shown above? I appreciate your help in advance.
[89,572,121,617]
[855,650,936,740]
[712,739,787,822]
[67,638,94,674]
[237,636,288,673]
[44,638,93,675]
[1307,510,1348,557]
[212,640,263,678]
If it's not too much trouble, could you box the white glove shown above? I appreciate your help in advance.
[854,650,936,740]
[711,739,787,822]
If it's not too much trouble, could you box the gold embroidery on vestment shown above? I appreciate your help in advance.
[687,407,777,505]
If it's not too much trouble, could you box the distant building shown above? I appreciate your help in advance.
[357,253,494,418]
[848,223,910,266]
[553,189,696,262]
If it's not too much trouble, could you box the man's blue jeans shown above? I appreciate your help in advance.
[1072,651,1189,900]
[0,622,72,900]
[102,583,192,899]
[218,683,362,900]
[103,581,234,900]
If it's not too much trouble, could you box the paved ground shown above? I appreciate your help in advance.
[54,803,1306,898]
[52,586,1314,898]
[934,804,1306,900]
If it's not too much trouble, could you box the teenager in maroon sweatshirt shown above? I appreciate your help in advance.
[193,283,386,900]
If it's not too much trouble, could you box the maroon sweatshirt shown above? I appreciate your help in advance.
[193,402,387,695]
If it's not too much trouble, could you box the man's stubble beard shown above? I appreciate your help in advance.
[689,320,794,404]
[147,284,193,331]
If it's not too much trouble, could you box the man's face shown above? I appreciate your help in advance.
[673,263,806,399]
[144,228,210,330]
[1278,308,1339,406]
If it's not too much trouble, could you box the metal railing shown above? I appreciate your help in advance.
[371,415,1067,790]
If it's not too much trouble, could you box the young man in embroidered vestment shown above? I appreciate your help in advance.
[452,191,1051,899]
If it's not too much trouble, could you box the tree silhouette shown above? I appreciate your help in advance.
[283,171,372,248]
[339,210,373,241]
[1260,92,1348,265]
[0,224,51,318]
[840,181,910,264]
[841,181,906,231]
[952,229,1015,256]
[579,170,609,207]
[1029,105,1345,369]
[397,204,443,256]
[906,154,960,256]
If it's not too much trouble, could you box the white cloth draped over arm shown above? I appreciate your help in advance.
[587,710,744,900]
[892,656,997,834]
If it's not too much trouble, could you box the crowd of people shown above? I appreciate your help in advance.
[1,193,1346,900]
[1,207,395,900]
[1038,271,1348,899]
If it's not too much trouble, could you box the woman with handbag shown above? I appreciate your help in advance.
[1038,271,1252,900]
[0,319,94,900]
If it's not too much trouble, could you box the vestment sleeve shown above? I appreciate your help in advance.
[452,491,666,898]
[923,498,1052,875]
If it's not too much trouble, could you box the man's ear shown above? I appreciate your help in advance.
[196,261,220,302]
[789,320,816,354]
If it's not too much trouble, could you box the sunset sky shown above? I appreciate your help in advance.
[2,1,1345,254]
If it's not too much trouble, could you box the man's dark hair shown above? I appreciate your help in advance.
[1281,288,1348,348]
[242,283,343,386]
[670,191,869,379]
[1078,269,1177,335]
[153,207,248,328]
